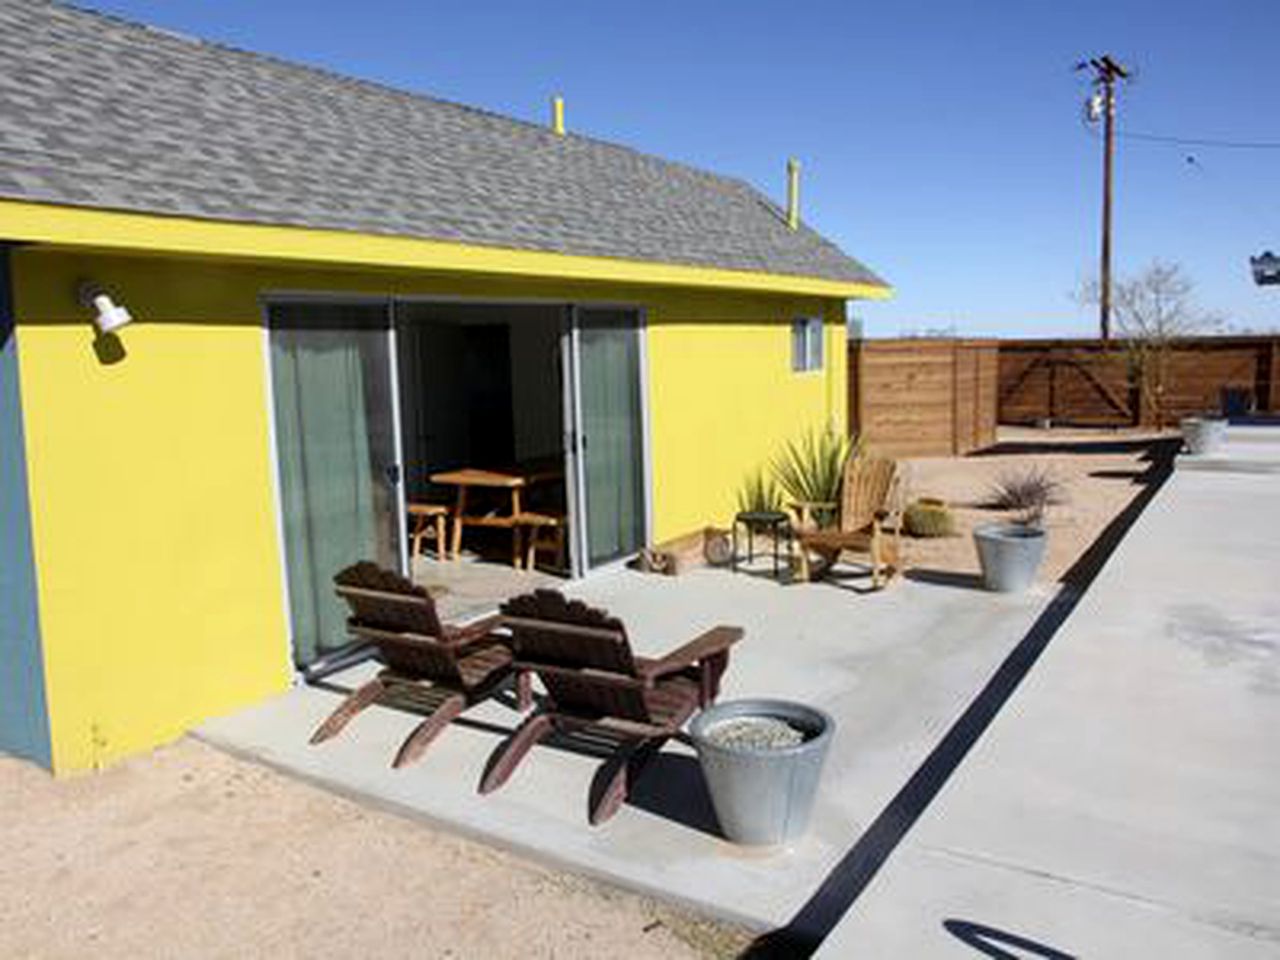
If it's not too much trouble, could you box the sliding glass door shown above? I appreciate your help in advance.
[268,301,402,667]
[569,308,648,569]
[268,296,646,620]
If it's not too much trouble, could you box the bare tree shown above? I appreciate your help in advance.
[1078,261,1221,426]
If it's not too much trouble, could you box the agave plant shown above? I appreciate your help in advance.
[770,427,856,528]
[736,467,784,516]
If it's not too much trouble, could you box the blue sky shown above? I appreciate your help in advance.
[87,1,1277,336]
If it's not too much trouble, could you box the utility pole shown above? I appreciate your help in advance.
[1083,55,1129,342]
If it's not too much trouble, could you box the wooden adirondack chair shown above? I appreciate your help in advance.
[310,562,529,768]
[481,590,744,825]
[794,455,903,587]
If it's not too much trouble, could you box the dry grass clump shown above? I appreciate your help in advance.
[984,465,1065,526]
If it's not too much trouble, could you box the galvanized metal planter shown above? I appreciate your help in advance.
[689,699,834,846]
[973,522,1046,593]
[1181,416,1228,456]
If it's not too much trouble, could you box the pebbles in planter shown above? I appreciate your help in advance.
[703,716,806,750]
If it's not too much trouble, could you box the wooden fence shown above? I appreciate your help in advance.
[998,336,1280,427]
[848,338,999,456]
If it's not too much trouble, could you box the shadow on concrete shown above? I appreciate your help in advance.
[740,439,1179,958]
[621,751,723,837]
[475,721,724,834]
[309,674,526,740]
[943,919,1077,959]
[806,565,887,596]
[312,668,719,834]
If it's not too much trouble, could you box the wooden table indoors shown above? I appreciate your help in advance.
[429,465,563,568]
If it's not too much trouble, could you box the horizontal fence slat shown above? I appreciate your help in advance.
[851,338,999,456]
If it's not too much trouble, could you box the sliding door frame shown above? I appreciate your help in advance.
[562,307,587,578]
[565,304,653,575]
[259,292,408,675]
[636,307,655,556]
[385,302,410,574]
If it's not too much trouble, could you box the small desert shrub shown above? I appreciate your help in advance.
[735,468,784,515]
[985,466,1064,527]
[904,499,955,538]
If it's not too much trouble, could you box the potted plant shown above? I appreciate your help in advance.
[1180,413,1228,456]
[973,467,1061,592]
[689,698,835,846]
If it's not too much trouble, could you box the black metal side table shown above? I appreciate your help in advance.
[732,510,792,578]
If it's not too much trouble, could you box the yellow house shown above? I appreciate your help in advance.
[0,1,888,773]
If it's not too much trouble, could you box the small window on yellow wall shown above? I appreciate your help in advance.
[791,317,824,372]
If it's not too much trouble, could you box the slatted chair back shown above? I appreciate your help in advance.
[841,455,898,533]
[333,562,462,684]
[501,590,650,723]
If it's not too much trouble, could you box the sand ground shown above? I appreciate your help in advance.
[0,429,1165,958]
[898,428,1170,585]
[0,739,749,959]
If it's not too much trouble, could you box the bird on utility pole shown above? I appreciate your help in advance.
[1080,55,1130,343]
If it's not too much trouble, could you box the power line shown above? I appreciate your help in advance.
[1116,130,1280,150]
[1081,123,1280,152]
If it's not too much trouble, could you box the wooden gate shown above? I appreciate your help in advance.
[998,336,1280,426]
[999,343,1135,426]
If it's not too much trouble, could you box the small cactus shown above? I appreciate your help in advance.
[904,499,956,538]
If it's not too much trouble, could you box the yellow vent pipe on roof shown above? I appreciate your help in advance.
[551,96,565,136]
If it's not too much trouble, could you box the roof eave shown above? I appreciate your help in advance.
[0,199,892,300]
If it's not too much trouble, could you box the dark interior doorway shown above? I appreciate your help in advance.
[395,301,568,566]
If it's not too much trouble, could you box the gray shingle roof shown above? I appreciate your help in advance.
[0,1,886,289]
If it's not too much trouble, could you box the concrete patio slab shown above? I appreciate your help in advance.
[410,554,561,622]
[819,461,1280,955]
[198,564,1051,930]
[1177,423,1280,474]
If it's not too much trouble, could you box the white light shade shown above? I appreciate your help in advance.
[92,293,132,334]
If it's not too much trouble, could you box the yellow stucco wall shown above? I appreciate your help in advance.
[12,247,851,770]
[13,255,292,772]
[645,298,847,541]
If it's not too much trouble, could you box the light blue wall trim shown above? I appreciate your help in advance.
[0,245,52,767]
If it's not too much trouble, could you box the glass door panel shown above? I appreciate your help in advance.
[574,308,646,568]
[268,300,401,666]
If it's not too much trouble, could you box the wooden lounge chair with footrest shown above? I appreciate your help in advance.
[310,562,529,768]
[793,455,903,587]
[480,589,744,824]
